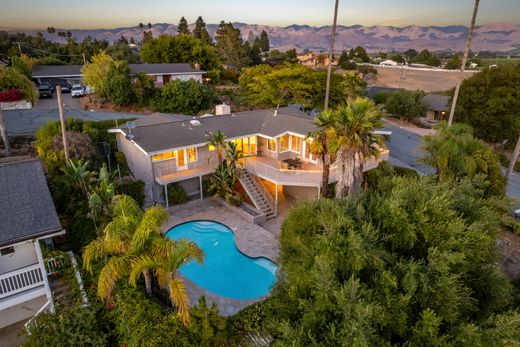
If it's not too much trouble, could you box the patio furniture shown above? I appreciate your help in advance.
[283,158,302,170]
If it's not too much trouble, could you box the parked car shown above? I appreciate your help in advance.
[71,84,85,97]
[59,83,72,93]
[38,83,53,99]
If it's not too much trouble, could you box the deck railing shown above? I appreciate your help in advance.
[155,158,219,178]
[0,264,45,299]
[244,158,322,186]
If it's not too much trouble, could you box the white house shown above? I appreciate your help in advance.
[0,157,64,329]
[380,60,398,67]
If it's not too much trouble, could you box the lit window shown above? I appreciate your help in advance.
[188,147,197,163]
[291,135,302,153]
[279,134,289,152]
[209,144,215,151]
[152,151,175,161]
[268,139,277,152]
[249,136,257,154]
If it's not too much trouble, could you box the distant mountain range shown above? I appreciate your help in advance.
[4,22,520,53]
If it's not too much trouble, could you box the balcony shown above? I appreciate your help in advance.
[154,158,219,185]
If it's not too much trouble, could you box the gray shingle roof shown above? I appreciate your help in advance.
[120,107,317,154]
[32,63,205,78]
[0,158,62,247]
[423,94,450,112]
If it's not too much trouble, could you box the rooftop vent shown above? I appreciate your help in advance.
[215,103,231,116]
[189,119,201,126]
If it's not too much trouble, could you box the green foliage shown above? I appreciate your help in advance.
[357,64,378,75]
[167,183,189,205]
[421,122,506,197]
[264,49,298,65]
[106,42,141,63]
[385,89,427,120]
[10,54,39,78]
[186,297,228,346]
[23,303,109,346]
[446,53,461,70]
[239,64,366,110]
[193,16,212,45]
[178,16,190,35]
[258,30,270,52]
[269,175,517,345]
[373,91,391,104]
[81,51,114,98]
[132,71,156,106]
[116,179,145,206]
[363,160,418,190]
[152,79,215,114]
[338,50,356,69]
[104,60,135,106]
[140,34,221,80]
[414,49,441,66]
[0,66,37,103]
[215,21,249,70]
[454,64,520,146]
[226,299,273,343]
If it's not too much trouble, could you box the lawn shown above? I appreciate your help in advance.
[479,57,520,68]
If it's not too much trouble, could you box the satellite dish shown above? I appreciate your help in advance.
[126,121,136,129]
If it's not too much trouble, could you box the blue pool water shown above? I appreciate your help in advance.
[166,221,277,300]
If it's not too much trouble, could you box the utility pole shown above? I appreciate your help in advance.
[56,86,70,161]
[506,134,520,183]
[0,110,12,156]
[447,0,480,126]
[324,0,339,111]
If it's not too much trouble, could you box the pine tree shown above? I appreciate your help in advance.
[215,21,248,69]
[193,16,212,45]
[259,30,270,52]
[178,16,190,35]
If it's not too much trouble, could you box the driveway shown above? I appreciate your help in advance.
[2,95,144,134]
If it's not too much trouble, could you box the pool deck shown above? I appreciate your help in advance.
[162,198,280,316]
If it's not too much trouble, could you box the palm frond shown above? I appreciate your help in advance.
[168,276,191,326]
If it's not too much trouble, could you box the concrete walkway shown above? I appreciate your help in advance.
[162,198,279,316]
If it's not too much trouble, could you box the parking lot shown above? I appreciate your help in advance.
[34,91,82,111]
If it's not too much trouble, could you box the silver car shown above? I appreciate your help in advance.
[71,84,85,97]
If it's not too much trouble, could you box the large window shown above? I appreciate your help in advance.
[291,135,302,153]
[279,134,290,152]
[229,136,257,156]
[268,139,277,152]
[187,147,197,163]
[152,151,176,162]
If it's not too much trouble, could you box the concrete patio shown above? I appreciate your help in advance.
[162,198,280,316]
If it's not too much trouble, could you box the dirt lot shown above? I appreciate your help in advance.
[369,66,477,92]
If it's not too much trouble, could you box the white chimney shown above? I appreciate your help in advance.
[215,103,231,116]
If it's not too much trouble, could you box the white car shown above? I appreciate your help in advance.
[71,84,85,97]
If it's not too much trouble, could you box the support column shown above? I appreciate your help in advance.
[34,239,54,313]
[275,183,279,217]
[164,184,169,209]
[199,176,203,200]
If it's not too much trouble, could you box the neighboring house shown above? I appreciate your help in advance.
[32,63,205,87]
[380,60,398,67]
[423,94,450,121]
[110,106,389,218]
[0,157,64,329]
[469,62,479,68]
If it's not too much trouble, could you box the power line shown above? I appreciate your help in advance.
[14,42,84,57]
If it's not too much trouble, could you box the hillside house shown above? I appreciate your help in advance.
[423,94,450,121]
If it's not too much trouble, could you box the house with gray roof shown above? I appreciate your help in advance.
[32,63,205,87]
[0,157,64,328]
[423,94,450,121]
[111,105,389,219]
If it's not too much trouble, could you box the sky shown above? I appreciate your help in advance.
[1,0,519,29]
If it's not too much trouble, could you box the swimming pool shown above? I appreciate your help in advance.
[166,220,277,300]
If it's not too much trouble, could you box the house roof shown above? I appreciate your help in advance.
[0,157,62,247]
[423,94,450,112]
[117,107,317,154]
[32,63,205,78]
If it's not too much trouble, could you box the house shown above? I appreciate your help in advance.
[380,60,398,67]
[0,157,64,329]
[469,62,479,68]
[110,106,389,218]
[423,94,450,121]
[32,63,205,87]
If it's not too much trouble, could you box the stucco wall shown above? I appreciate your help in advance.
[0,241,38,274]
[283,185,319,200]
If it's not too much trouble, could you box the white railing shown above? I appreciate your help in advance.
[24,300,51,333]
[155,158,219,178]
[0,264,45,299]
[45,256,65,276]
[44,252,89,307]
[244,158,322,186]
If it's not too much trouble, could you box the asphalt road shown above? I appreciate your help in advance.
[383,122,520,208]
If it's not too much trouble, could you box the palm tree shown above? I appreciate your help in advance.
[208,130,227,164]
[62,159,92,198]
[324,0,340,111]
[83,195,169,301]
[308,109,335,197]
[447,0,480,126]
[129,238,203,325]
[0,110,11,156]
[328,97,384,198]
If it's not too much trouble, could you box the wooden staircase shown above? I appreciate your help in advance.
[239,171,276,219]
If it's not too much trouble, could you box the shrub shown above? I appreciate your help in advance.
[0,89,23,102]
[357,65,378,75]
[373,91,390,104]
[152,79,215,114]
[104,60,135,106]
[226,299,273,343]
[167,183,188,205]
[385,89,427,120]
[0,67,37,103]
[116,179,145,206]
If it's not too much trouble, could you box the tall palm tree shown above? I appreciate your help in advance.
[447,0,480,126]
[328,97,384,198]
[324,0,340,111]
[129,239,203,326]
[308,109,335,197]
[208,130,227,164]
[83,195,169,301]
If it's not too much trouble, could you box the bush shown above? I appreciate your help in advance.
[152,79,215,114]
[104,60,135,106]
[167,183,188,205]
[226,299,273,343]
[0,89,23,102]
[0,67,37,103]
[116,179,145,206]
[385,89,427,120]
[373,91,390,104]
[357,65,378,75]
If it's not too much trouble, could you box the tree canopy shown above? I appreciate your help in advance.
[215,22,249,70]
[454,64,520,147]
[152,79,215,114]
[384,89,427,120]
[0,66,37,103]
